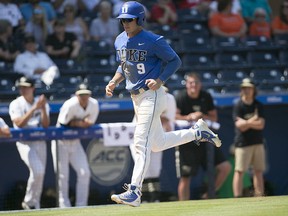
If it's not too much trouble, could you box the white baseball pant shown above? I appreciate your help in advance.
[51,140,91,207]
[131,86,196,188]
[16,141,47,208]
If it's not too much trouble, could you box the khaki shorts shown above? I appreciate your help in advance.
[235,144,266,172]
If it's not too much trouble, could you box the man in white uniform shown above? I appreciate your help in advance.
[51,83,99,208]
[9,76,50,209]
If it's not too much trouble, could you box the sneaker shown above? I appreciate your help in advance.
[193,118,222,147]
[111,184,142,207]
[22,201,35,210]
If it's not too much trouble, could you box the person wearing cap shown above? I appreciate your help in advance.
[232,78,266,197]
[13,35,59,85]
[51,83,99,208]
[106,1,222,207]
[8,76,50,209]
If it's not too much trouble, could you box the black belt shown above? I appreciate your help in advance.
[130,86,149,95]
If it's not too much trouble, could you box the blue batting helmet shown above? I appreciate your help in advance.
[117,1,145,26]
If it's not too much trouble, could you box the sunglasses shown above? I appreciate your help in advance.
[120,18,135,23]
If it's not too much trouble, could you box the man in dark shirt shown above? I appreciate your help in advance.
[175,72,231,200]
[0,19,20,62]
[232,78,266,197]
[45,19,80,59]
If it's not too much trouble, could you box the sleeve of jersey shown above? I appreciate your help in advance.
[57,103,72,126]
[154,36,182,82]
[89,101,100,123]
[8,100,22,120]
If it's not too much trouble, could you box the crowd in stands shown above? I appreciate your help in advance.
[0,0,288,101]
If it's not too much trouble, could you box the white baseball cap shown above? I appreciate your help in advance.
[75,83,92,95]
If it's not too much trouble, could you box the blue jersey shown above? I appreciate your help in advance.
[114,30,181,91]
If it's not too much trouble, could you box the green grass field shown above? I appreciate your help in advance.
[1,196,287,216]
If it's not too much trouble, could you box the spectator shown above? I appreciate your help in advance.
[174,0,211,15]
[0,117,11,137]
[209,0,241,15]
[90,0,119,46]
[209,0,247,38]
[63,3,90,44]
[272,0,288,35]
[240,0,272,23]
[249,8,271,38]
[24,6,53,50]
[20,0,57,24]
[14,35,59,85]
[9,76,50,209]
[175,72,231,200]
[232,78,266,197]
[0,0,24,31]
[0,19,20,62]
[51,83,99,207]
[45,19,81,59]
[80,0,101,12]
[51,0,82,14]
[150,0,178,27]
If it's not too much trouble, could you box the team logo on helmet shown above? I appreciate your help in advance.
[117,1,145,26]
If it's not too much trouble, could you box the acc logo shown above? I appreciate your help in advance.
[87,138,131,186]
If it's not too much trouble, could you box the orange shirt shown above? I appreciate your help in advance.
[209,13,245,34]
[249,21,271,38]
[272,16,288,31]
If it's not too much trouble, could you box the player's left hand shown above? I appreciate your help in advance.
[145,78,163,91]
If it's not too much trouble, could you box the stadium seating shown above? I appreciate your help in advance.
[247,51,279,68]
[182,53,215,70]
[179,32,213,53]
[177,8,208,23]
[1,12,288,101]
[214,52,247,69]
[244,35,278,51]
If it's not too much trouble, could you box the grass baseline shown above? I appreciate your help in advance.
[0,195,287,216]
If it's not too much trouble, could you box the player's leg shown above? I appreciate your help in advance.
[143,151,163,202]
[33,142,47,208]
[51,140,71,207]
[111,90,159,206]
[16,142,46,209]
[150,89,221,152]
[70,142,91,206]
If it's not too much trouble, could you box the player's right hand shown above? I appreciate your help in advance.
[105,83,115,97]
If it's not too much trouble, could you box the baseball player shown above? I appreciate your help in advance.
[0,117,11,137]
[51,83,99,208]
[9,76,50,209]
[106,1,222,207]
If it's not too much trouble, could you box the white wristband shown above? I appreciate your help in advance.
[109,80,117,85]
